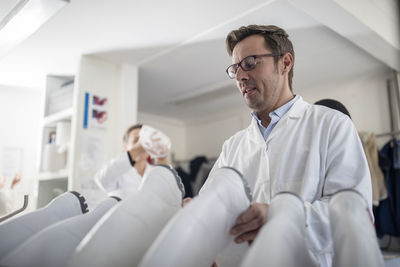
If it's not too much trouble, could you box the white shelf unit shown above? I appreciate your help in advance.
[37,75,75,208]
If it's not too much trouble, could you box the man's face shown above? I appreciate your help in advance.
[124,128,141,152]
[232,35,285,115]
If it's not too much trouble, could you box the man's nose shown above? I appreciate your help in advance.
[235,66,249,82]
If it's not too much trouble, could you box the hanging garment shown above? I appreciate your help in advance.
[69,165,184,267]
[374,138,400,237]
[0,197,119,267]
[191,161,214,196]
[0,191,88,260]
[139,167,251,267]
[359,132,387,205]
[176,156,208,198]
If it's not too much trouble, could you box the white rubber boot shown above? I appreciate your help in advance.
[68,165,184,267]
[240,192,318,267]
[0,196,118,267]
[139,167,252,267]
[0,191,88,260]
[329,190,384,267]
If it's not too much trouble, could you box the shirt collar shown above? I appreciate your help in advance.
[251,95,299,124]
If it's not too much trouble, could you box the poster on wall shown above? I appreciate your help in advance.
[83,92,109,130]
[79,91,110,207]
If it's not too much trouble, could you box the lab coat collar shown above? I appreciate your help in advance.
[248,95,308,145]
[285,95,307,119]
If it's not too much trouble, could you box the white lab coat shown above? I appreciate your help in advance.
[95,152,153,200]
[202,96,372,267]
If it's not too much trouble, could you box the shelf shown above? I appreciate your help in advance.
[43,108,73,126]
[38,169,69,181]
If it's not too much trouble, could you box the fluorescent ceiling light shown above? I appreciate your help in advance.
[0,0,69,58]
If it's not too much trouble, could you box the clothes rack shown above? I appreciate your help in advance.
[376,130,400,138]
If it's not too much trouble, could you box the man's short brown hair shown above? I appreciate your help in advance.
[226,25,295,91]
[123,124,142,143]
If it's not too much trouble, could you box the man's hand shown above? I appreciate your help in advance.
[10,173,21,189]
[230,202,269,244]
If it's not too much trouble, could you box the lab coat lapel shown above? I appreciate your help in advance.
[248,117,267,145]
[266,96,307,143]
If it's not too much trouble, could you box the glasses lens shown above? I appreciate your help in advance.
[227,65,237,79]
[241,56,256,71]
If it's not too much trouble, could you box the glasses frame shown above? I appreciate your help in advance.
[226,53,282,79]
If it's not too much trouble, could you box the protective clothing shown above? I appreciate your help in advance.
[0,197,118,267]
[69,165,184,267]
[0,191,88,260]
[94,152,153,199]
[329,190,383,267]
[202,96,372,266]
[139,167,251,267]
[240,192,318,267]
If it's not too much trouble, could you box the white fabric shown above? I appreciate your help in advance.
[240,193,318,267]
[94,152,153,199]
[0,192,86,260]
[139,125,171,159]
[69,165,183,267]
[329,190,383,267]
[139,167,250,267]
[0,197,118,267]
[201,96,372,266]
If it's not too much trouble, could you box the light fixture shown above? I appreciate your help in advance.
[0,0,69,58]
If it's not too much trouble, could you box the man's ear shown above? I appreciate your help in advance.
[281,53,293,73]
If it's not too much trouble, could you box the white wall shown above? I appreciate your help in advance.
[71,56,139,207]
[184,109,250,160]
[299,68,393,147]
[0,85,41,211]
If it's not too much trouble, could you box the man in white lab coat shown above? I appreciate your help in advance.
[202,25,373,266]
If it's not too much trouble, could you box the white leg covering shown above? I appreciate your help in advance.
[329,190,384,267]
[240,192,318,267]
[68,165,184,267]
[139,167,252,267]
[0,191,88,260]
[0,197,118,267]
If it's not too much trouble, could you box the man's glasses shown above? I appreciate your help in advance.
[226,53,282,79]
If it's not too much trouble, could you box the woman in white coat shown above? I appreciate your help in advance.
[95,124,169,200]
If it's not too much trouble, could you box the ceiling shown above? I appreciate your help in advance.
[0,0,397,122]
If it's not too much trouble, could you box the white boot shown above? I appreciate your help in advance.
[0,197,118,267]
[139,167,252,267]
[240,192,318,267]
[329,190,384,267]
[0,191,88,260]
[69,165,184,267]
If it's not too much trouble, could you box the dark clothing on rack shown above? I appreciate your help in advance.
[374,138,400,237]
[175,156,209,198]
[176,167,193,198]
